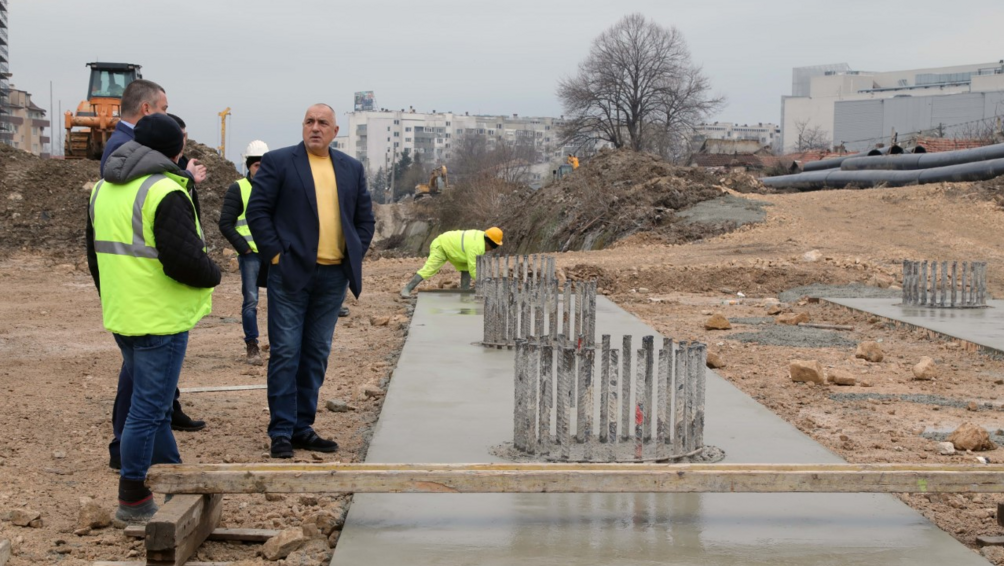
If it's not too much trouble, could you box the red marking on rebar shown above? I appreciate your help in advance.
[635,404,643,425]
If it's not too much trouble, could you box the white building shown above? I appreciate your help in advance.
[338,108,575,180]
[781,61,1004,152]
[695,121,780,150]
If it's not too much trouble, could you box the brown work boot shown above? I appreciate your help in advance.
[246,340,263,366]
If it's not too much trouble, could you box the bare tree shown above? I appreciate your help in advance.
[557,13,723,161]
[448,134,538,186]
[793,119,831,152]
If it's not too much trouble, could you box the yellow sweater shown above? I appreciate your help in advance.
[308,152,345,265]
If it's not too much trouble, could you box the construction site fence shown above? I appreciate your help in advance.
[514,335,707,462]
[482,277,597,349]
[475,253,557,299]
[902,260,988,308]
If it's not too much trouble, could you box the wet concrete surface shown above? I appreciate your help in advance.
[827,298,1004,355]
[332,292,989,565]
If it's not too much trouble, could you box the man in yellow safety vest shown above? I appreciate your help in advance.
[219,140,269,365]
[400,227,503,297]
[86,113,221,524]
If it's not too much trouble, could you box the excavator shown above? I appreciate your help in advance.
[415,165,448,197]
[64,62,142,159]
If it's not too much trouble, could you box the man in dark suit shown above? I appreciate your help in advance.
[246,103,375,458]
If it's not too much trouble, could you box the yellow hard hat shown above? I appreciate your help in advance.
[485,227,503,246]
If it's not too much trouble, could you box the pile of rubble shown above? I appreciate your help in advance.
[0,140,240,262]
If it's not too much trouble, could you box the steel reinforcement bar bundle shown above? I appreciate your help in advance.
[475,254,556,300]
[902,260,988,308]
[763,142,1004,191]
[480,256,597,350]
[514,335,707,463]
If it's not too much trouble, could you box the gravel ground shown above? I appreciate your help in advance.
[677,194,771,227]
[830,392,1002,411]
[728,317,775,325]
[728,325,859,348]
[779,283,901,303]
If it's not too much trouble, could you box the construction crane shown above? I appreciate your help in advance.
[218,107,231,159]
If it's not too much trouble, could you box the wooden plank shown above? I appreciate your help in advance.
[145,494,222,566]
[179,385,267,394]
[125,526,277,543]
[147,462,1004,495]
[0,539,10,566]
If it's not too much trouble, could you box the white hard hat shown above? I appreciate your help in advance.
[243,140,269,160]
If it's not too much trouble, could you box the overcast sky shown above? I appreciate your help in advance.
[10,0,1004,168]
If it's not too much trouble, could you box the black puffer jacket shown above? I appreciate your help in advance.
[87,141,221,295]
[218,176,252,255]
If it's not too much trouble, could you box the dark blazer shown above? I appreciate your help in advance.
[100,121,135,176]
[245,142,374,298]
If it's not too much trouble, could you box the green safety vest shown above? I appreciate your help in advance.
[89,172,213,336]
[235,177,258,253]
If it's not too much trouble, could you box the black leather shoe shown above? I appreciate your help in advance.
[270,437,293,459]
[171,408,206,432]
[109,455,121,470]
[291,431,339,453]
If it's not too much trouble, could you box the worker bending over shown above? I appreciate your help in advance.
[567,154,579,169]
[401,227,502,297]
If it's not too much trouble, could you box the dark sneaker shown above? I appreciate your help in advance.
[292,431,339,453]
[246,340,263,366]
[339,306,350,317]
[115,498,158,525]
[109,455,121,471]
[171,408,206,432]
[270,436,293,459]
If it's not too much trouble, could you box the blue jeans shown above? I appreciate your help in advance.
[108,368,181,463]
[238,253,261,342]
[266,263,348,440]
[114,332,188,481]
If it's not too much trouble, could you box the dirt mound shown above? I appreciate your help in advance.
[565,263,611,286]
[716,170,771,194]
[0,144,100,259]
[498,148,731,253]
[0,140,240,262]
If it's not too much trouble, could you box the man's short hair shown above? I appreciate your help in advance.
[168,113,186,130]
[121,80,165,118]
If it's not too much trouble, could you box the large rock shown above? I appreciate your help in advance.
[10,508,40,527]
[77,497,111,530]
[705,351,726,369]
[827,369,856,386]
[912,357,937,380]
[704,314,731,331]
[776,312,810,325]
[789,360,825,384]
[949,423,996,452]
[802,250,822,262]
[262,527,308,561]
[855,341,884,363]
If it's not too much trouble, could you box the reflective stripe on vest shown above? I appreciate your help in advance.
[460,230,468,253]
[90,173,212,336]
[235,177,257,252]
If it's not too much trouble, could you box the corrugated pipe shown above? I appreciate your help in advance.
[762,156,1004,191]
[840,142,1004,171]
[802,146,896,172]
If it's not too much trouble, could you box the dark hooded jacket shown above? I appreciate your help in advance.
[86,141,221,295]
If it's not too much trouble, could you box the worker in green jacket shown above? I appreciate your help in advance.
[400,227,503,297]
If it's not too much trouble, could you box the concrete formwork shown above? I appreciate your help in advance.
[331,292,989,566]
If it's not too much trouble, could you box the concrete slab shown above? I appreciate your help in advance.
[827,298,1004,355]
[333,292,989,565]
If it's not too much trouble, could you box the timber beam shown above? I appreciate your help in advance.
[148,462,1004,495]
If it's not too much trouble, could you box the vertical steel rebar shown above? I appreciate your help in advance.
[608,349,620,448]
[557,339,573,460]
[634,348,645,461]
[901,261,909,304]
[576,335,588,443]
[526,339,539,454]
[692,343,707,451]
[599,335,611,443]
[562,282,571,339]
[621,335,632,441]
[656,344,669,454]
[513,339,528,452]
[962,261,969,306]
[941,261,948,307]
[684,343,700,453]
[673,341,688,455]
[921,260,928,306]
[539,338,553,451]
[582,346,595,460]
[930,261,938,306]
[951,261,958,307]
[642,335,655,441]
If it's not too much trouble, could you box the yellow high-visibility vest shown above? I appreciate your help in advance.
[90,172,213,336]
[235,177,258,253]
